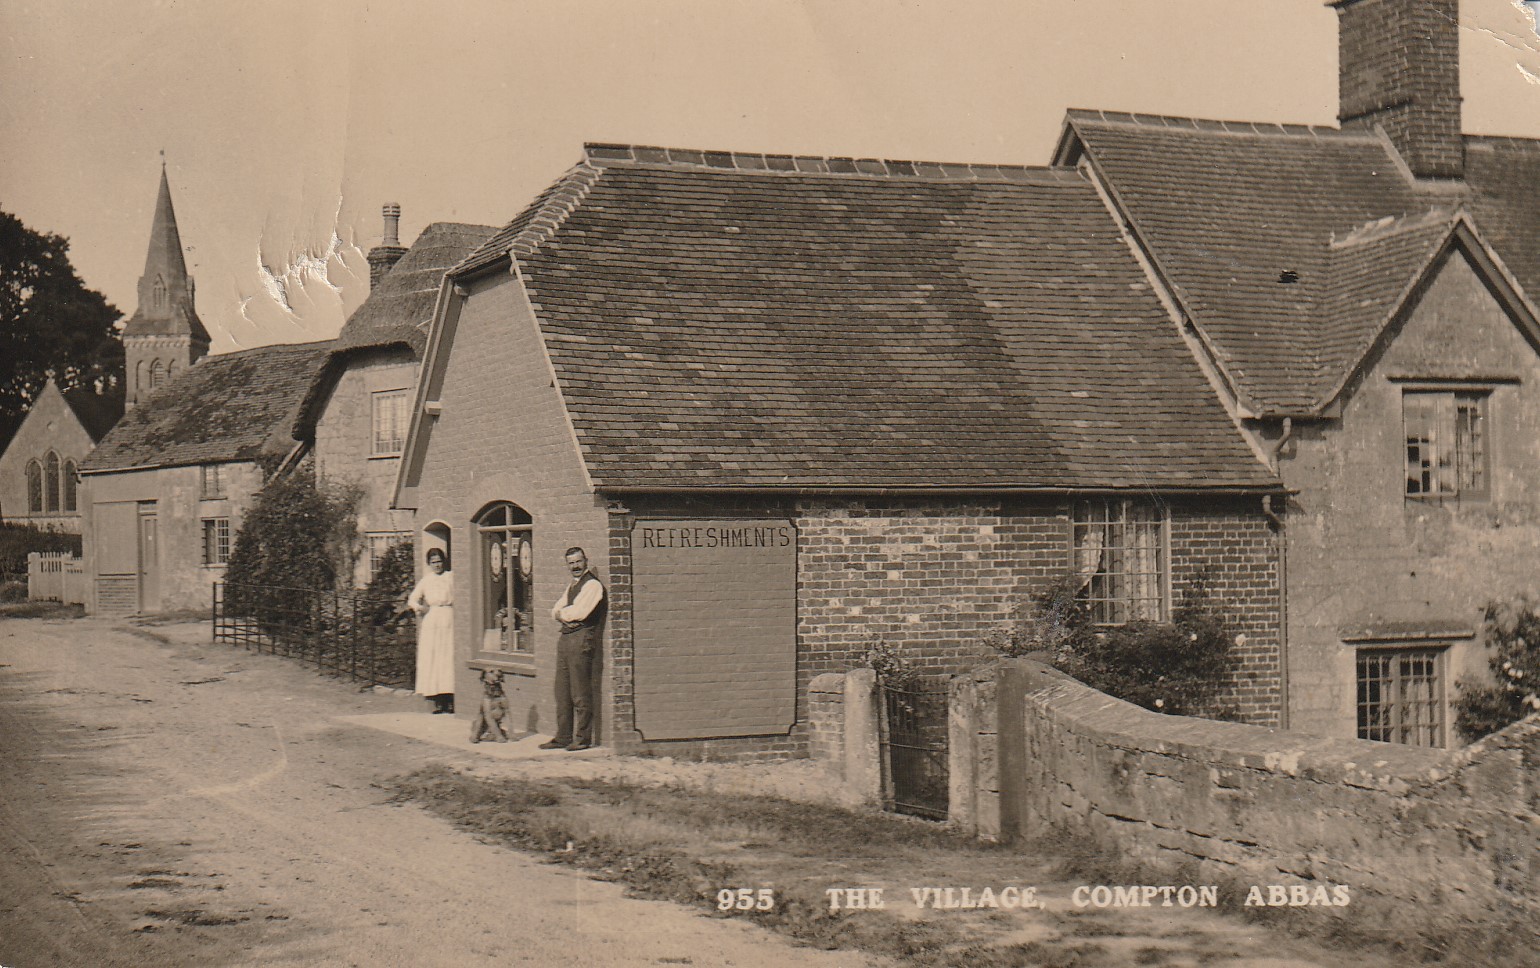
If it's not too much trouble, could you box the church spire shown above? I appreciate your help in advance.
[123,164,210,408]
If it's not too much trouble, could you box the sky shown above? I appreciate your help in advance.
[4,0,1540,354]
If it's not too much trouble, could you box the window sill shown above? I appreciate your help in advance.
[369,453,403,461]
[470,656,536,677]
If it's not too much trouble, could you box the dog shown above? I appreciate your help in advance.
[469,668,511,744]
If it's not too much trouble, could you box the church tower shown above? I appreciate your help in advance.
[122,163,211,408]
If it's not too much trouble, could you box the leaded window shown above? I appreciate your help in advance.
[1356,647,1444,748]
[1072,498,1168,623]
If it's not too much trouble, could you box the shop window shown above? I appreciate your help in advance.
[201,463,226,499]
[366,531,413,579]
[371,389,410,456]
[1356,647,1444,748]
[62,460,78,512]
[476,503,533,655]
[202,517,231,566]
[1072,498,1167,624]
[43,452,61,513]
[1405,390,1487,500]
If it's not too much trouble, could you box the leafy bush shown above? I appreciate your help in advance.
[224,464,359,599]
[0,522,81,560]
[861,638,919,689]
[1454,598,1540,742]
[986,572,1238,718]
[362,540,416,627]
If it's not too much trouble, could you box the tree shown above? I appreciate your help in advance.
[224,465,360,595]
[0,208,123,442]
[1454,598,1540,742]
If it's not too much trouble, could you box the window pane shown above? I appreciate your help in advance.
[26,461,42,513]
[1405,391,1487,499]
[1073,498,1166,623]
[44,453,60,513]
[372,391,409,455]
[1356,648,1443,747]
[63,461,78,512]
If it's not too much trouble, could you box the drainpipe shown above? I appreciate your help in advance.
[1262,417,1291,730]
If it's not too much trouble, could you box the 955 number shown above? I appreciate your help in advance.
[716,888,776,912]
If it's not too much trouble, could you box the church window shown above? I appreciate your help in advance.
[43,452,61,513]
[152,276,167,309]
[25,460,43,514]
[62,460,78,512]
[150,360,166,390]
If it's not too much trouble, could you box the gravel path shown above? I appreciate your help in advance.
[0,616,881,968]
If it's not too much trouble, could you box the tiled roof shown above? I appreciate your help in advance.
[467,147,1277,491]
[1066,111,1540,415]
[81,341,332,473]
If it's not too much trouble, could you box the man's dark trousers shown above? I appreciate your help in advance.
[553,625,596,745]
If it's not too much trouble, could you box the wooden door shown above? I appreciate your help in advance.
[137,504,160,613]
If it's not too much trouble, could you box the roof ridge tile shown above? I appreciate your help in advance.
[581,142,1071,183]
[1064,107,1365,141]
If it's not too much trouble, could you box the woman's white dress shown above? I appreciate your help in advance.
[408,570,455,696]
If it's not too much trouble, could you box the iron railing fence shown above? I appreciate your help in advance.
[212,581,416,691]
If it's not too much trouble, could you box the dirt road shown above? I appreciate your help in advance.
[0,616,879,968]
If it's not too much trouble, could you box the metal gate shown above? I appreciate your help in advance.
[880,678,950,820]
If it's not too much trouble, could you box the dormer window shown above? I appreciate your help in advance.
[1404,390,1487,500]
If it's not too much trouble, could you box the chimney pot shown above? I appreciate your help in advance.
[382,203,402,246]
[367,202,408,290]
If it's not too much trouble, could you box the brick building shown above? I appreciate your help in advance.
[1054,0,1540,745]
[393,149,1286,756]
[292,207,494,586]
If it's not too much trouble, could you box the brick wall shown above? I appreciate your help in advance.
[608,494,1281,758]
[807,672,845,766]
[1335,0,1463,178]
[403,272,610,738]
[1169,501,1282,726]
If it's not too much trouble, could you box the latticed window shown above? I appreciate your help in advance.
[366,532,413,579]
[1072,498,1167,623]
[25,460,43,513]
[200,464,226,498]
[62,460,78,512]
[1405,390,1487,500]
[371,389,410,456]
[1356,648,1444,748]
[43,452,61,513]
[202,518,231,565]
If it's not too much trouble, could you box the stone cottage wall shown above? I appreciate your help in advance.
[954,658,1538,926]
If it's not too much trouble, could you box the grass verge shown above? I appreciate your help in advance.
[0,601,85,619]
[388,765,1440,968]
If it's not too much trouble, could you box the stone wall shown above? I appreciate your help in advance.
[956,657,1539,925]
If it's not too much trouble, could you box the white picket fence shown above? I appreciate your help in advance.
[28,552,86,605]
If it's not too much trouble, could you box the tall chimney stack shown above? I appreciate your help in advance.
[1330,0,1463,180]
[366,203,408,289]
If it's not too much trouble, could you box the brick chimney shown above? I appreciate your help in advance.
[366,203,408,289]
[1330,0,1463,180]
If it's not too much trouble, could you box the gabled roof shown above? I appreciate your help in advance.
[61,383,125,442]
[427,144,1278,493]
[81,340,332,474]
[1061,110,1540,415]
[292,222,496,440]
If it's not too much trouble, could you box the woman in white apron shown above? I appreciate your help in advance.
[406,548,455,713]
